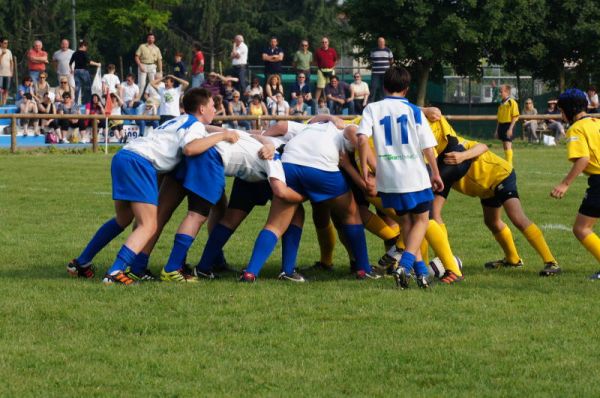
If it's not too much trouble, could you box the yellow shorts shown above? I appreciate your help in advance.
[317,68,335,89]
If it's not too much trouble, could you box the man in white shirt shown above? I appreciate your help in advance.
[121,73,140,115]
[230,35,248,94]
[150,74,189,123]
[52,39,74,87]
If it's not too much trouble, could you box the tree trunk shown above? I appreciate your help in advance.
[416,62,431,107]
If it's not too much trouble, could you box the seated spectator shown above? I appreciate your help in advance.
[290,72,314,114]
[19,93,39,136]
[151,74,188,124]
[16,76,34,108]
[270,92,290,116]
[85,93,106,141]
[102,64,122,96]
[55,77,75,105]
[228,90,251,130]
[316,96,330,115]
[522,98,538,142]
[265,74,284,110]
[545,100,565,142]
[290,94,308,116]
[222,79,236,109]
[248,94,268,129]
[325,76,354,115]
[244,77,264,103]
[201,71,238,98]
[33,72,50,102]
[37,91,59,136]
[107,92,126,143]
[586,85,599,113]
[350,73,369,114]
[121,74,141,115]
[137,97,159,137]
[57,92,84,143]
[212,94,226,127]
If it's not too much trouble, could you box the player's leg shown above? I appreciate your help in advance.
[573,214,600,279]
[206,193,232,272]
[280,205,306,282]
[482,203,522,268]
[312,202,337,270]
[395,208,430,288]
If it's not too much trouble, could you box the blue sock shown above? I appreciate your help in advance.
[76,218,124,265]
[130,252,150,275]
[341,224,372,273]
[197,224,234,272]
[414,260,428,277]
[399,251,416,273]
[245,229,279,276]
[281,225,302,275]
[213,250,227,267]
[164,234,195,272]
[107,245,137,274]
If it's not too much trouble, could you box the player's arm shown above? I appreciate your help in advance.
[421,107,441,122]
[444,143,488,165]
[269,178,305,203]
[183,130,239,156]
[357,134,376,180]
[551,157,589,199]
[250,134,276,159]
[308,114,345,128]
[507,115,518,138]
[423,147,444,192]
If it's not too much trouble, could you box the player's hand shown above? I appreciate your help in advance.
[259,144,275,160]
[338,150,349,168]
[551,182,569,199]
[365,173,377,197]
[507,129,513,138]
[422,107,441,122]
[223,130,239,143]
[333,117,346,130]
[431,174,444,193]
[444,151,465,165]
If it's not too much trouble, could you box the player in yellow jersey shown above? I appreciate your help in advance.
[495,84,519,165]
[428,115,561,276]
[551,89,600,279]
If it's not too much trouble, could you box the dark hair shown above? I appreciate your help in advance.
[175,52,183,57]
[107,64,116,71]
[0,37,6,43]
[78,40,88,48]
[146,32,155,39]
[557,88,588,122]
[193,42,201,51]
[126,73,134,79]
[182,88,212,114]
[330,75,339,82]
[587,85,596,93]
[164,76,175,84]
[24,93,32,100]
[23,76,32,84]
[252,94,261,101]
[383,66,411,93]
[91,93,102,103]
[62,92,71,99]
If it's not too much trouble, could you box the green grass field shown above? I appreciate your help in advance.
[1,143,600,397]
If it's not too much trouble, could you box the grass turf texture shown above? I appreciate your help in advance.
[1,142,600,397]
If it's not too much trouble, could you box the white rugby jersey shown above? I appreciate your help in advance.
[268,120,307,148]
[358,97,437,193]
[282,121,353,172]
[125,114,207,172]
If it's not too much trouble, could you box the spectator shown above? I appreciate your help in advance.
[522,98,538,142]
[121,74,140,115]
[33,72,51,102]
[0,37,14,105]
[107,92,126,143]
[135,32,162,93]
[27,40,49,83]
[191,43,205,88]
[369,37,393,102]
[201,71,238,98]
[350,73,369,114]
[314,37,338,103]
[290,94,308,116]
[150,74,189,124]
[316,96,330,115]
[57,92,84,143]
[19,93,39,136]
[325,75,354,115]
[212,94,226,127]
[69,40,100,105]
[293,40,313,82]
[244,77,264,102]
[84,93,106,141]
[230,35,248,93]
[52,39,74,87]
[137,96,159,137]
[262,37,284,81]
[586,85,599,113]
[265,74,284,109]
[270,92,290,116]
[55,76,76,105]
[37,92,59,136]
[290,72,314,114]
[102,64,122,96]
[172,52,187,87]
[222,79,236,108]
[248,94,268,129]
[16,76,34,108]
[546,100,566,142]
[228,90,251,130]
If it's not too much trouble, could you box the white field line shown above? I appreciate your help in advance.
[540,223,571,232]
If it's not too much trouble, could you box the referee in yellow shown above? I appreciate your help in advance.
[495,84,519,165]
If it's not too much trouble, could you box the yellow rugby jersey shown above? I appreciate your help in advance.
[497,98,520,123]
[429,116,458,155]
[566,116,600,175]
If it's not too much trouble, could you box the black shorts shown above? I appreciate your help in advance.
[480,170,519,208]
[341,169,369,207]
[227,178,272,213]
[579,175,600,218]
[187,191,213,217]
[497,123,513,142]
[435,139,473,199]
[0,76,11,91]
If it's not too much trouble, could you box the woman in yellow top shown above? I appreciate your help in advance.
[551,89,600,279]
[248,94,268,129]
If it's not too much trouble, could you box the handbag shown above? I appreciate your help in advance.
[91,65,102,97]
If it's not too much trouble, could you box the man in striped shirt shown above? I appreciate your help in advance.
[369,37,393,102]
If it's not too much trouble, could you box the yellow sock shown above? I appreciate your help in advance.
[391,224,400,236]
[426,220,461,276]
[385,224,401,250]
[522,224,556,263]
[365,214,399,241]
[316,222,336,266]
[420,239,429,264]
[504,149,513,166]
[581,233,600,263]
[493,225,521,264]
[395,234,406,251]
[439,223,448,239]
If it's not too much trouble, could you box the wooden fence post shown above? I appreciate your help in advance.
[10,115,17,153]
[92,118,98,153]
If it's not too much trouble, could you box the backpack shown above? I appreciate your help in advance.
[45,132,59,144]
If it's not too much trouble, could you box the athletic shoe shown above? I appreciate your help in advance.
[160,268,198,283]
[484,258,524,269]
[125,268,157,282]
[393,267,411,289]
[378,253,399,268]
[67,259,95,279]
[239,272,256,283]
[539,262,562,277]
[278,271,307,283]
[440,270,464,284]
[194,268,219,280]
[415,275,430,289]
[588,271,600,280]
[356,269,382,280]
[213,260,239,274]
[300,261,334,273]
[102,271,136,286]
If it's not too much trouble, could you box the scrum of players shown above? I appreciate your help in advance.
[66,66,600,288]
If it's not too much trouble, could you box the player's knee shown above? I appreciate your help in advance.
[572,224,589,241]
[484,218,503,233]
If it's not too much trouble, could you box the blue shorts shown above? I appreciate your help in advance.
[228,178,272,213]
[380,189,433,215]
[111,149,158,205]
[283,163,348,203]
[173,147,225,205]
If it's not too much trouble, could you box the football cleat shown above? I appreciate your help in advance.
[440,270,464,284]
[378,253,399,269]
[67,259,95,279]
[278,271,307,283]
[415,275,430,289]
[484,258,524,269]
[125,268,157,282]
[239,272,256,283]
[194,268,219,280]
[588,271,600,280]
[356,269,382,280]
[102,271,136,286]
[539,262,562,277]
[300,261,334,273]
[160,268,198,283]
[393,267,411,289]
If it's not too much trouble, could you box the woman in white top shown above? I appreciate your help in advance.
[270,92,290,116]
[244,77,264,103]
[350,73,370,114]
[521,98,538,142]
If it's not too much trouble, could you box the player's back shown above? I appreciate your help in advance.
[567,117,600,175]
[282,121,346,171]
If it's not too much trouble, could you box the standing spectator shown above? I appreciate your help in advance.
[325,75,354,115]
[546,100,566,141]
[0,37,14,105]
[172,52,187,87]
[69,40,100,105]
[244,77,264,102]
[19,93,39,136]
[228,90,251,130]
[121,74,140,115]
[230,35,248,93]
[270,92,290,116]
[150,74,188,124]
[495,84,519,165]
[262,37,284,81]
[522,98,538,142]
[290,73,314,114]
[369,37,393,102]
[27,40,49,83]
[314,37,338,103]
[55,76,76,105]
[135,33,162,93]
[52,39,74,87]
[102,64,122,96]
[293,40,313,81]
[265,74,284,110]
[191,43,205,88]
[16,76,34,108]
[585,85,599,113]
[57,92,84,143]
[350,73,369,114]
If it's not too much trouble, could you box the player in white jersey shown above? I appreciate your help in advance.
[357,66,443,289]
[67,88,238,285]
